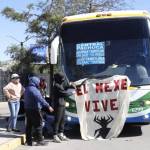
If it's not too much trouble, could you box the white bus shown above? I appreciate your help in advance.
[52,10,150,124]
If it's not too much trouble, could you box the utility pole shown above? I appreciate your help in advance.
[20,42,23,49]
[48,37,54,99]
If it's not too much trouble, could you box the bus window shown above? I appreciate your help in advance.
[61,18,150,85]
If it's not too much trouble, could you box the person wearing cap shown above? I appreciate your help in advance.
[24,76,53,146]
[53,72,74,143]
[3,73,24,132]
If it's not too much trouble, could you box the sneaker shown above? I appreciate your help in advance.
[36,141,48,146]
[24,142,32,146]
[33,136,44,142]
[6,128,12,132]
[58,133,69,141]
[53,135,61,143]
[25,141,37,146]
[12,128,21,132]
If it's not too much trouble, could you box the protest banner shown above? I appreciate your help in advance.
[74,75,130,140]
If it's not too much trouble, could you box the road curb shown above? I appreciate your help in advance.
[0,134,25,150]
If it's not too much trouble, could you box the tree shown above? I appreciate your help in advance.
[1,0,129,45]
[65,0,128,15]
[1,0,129,96]
[5,44,45,85]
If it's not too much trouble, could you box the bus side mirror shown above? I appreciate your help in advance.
[50,36,59,64]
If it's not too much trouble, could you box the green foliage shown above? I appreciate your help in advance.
[1,7,26,21]
[1,0,128,45]
[64,0,128,15]
[5,44,45,74]
[6,45,26,60]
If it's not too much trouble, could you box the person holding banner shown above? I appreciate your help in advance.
[53,72,74,143]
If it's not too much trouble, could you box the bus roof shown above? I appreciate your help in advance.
[62,10,150,23]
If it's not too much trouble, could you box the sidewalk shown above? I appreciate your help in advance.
[0,102,25,150]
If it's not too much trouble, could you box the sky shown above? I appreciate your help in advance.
[0,0,150,61]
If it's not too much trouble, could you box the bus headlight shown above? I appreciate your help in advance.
[67,116,71,121]
[145,100,150,105]
[65,102,69,107]
[144,114,149,119]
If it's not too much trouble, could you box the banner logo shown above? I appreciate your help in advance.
[94,115,113,138]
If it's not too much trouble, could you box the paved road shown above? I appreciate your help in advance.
[16,124,150,150]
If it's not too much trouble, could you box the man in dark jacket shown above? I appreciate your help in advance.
[53,72,73,143]
[24,76,53,146]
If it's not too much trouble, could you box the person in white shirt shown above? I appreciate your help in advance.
[3,73,24,132]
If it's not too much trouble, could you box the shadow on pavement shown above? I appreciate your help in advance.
[65,125,81,139]
[65,124,143,139]
[43,124,81,140]
[119,124,142,137]
[43,123,143,140]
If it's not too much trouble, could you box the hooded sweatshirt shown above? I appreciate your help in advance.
[53,73,72,107]
[24,76,50,110]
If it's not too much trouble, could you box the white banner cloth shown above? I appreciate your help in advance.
[74,75,130,140]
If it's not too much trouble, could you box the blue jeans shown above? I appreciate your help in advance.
[8,100,20,129]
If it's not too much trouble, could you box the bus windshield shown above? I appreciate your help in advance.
[61,18,150,86]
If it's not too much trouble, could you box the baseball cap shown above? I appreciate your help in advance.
[11,73,20,79]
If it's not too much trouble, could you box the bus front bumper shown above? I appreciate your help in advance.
[126,113,150,123]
